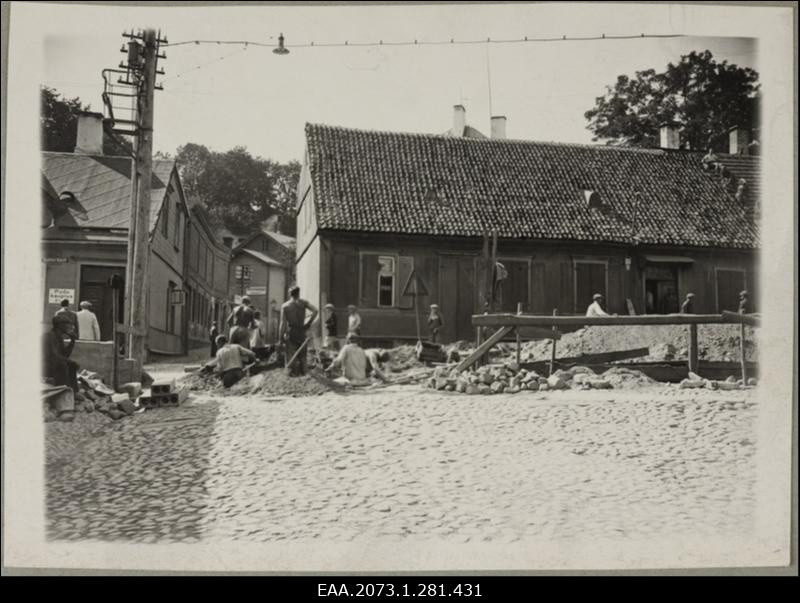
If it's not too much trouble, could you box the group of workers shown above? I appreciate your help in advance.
[586,290,750,316]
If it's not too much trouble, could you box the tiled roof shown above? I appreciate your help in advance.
[261,229,296,249]
[305,124,759,249]
[41,152,175,233]
[238,248,285,267]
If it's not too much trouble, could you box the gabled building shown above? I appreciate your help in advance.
[295,109,759,343]
[41,112,232,357]
[228,227,295,340]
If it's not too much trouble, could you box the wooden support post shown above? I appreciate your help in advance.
[455,325,515,372]
[111,289,118,390]
[740,323,747,383]
[688,323,698,374]
[549,309,558,376]
[515,302,522,365]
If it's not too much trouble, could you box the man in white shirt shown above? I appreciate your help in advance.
[586,293,610,317]
[76,301,101,340]
[327,334,373,385]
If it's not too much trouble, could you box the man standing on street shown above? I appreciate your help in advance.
[209,322,219,357]
[76,300,101,341]
[279,286,318,376]
[43,313,79,393]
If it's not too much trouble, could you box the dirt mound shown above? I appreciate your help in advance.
[181,369,342,397]
[601,367,658,389]
[522,324,757,363]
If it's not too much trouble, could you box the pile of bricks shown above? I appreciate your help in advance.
[138,378,189,409]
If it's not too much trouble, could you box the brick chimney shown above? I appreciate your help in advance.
[74,111,104,155]
[728,126,750,155]
[452,105,466,137]
[659,121,680,150]
[490,116,507,139]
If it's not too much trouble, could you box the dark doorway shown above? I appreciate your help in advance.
[79,265,126,341]
[575,262,607,314]
[644,265,679,314]
[439,255,476,343]
[496,260,530,313]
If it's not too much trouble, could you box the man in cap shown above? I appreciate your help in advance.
[738,290,750,314]
[54,299,78,336]
[427,304,444,343]
[586,293,610,317]
[680,293,696,314]
[76,300,101,341]
[279,286,318,376]
[227,296,255,349]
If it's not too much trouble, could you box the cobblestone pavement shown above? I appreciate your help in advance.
[46,386,757,544]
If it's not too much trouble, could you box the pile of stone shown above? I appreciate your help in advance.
[426,362,614,395]
[679,372,757,390]
[42,372,145,422]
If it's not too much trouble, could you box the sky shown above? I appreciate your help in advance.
[34,3,758,164]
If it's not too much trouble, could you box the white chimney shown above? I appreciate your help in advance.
[659,121,680,150]
[452,104,466,137]
[75,111,104,155]
[490,116,507,139]
[728,126,750,155]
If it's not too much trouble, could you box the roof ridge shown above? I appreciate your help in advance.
[304,122,703,156]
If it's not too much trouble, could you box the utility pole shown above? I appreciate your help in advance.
[128,29,159,375]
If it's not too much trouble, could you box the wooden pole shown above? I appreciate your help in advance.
[740,323,747,383]
[549,309,558,376]
[413,275,421,343]
[489,229,498,311]
[128,30,158,377]
[515,302,522,365]
[688,323,698,374]
[111,286,118,390]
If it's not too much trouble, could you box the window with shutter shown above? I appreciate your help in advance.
[359,254,380,308]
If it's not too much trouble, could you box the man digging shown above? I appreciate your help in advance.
[279,286,318,377]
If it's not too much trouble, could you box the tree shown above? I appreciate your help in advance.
[585,51,760,150]
[41,85,133,155]
[174,143,301,236]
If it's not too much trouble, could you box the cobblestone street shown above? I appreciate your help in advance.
[46,386,757,544]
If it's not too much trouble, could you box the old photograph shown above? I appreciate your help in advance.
[2,1,795,574]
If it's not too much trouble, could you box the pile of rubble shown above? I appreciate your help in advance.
[426,362,622,395]
[679,372,757,390]
[43,371,188,423]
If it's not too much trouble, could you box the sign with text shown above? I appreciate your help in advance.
[48,288,75,304]
[42,257,68,264]
[246,286,267,295]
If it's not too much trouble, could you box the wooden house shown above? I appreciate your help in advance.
[295,112,759,344]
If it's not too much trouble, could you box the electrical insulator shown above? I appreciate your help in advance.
[127,41,142,67]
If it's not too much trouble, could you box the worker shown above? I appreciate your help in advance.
[680,293,696,314]
[323,303,338,350]
[586,293,610,317]
[54,299,78,336]
[279,286,319,376]
[209,322,219,357]
[326,333,373,385]
[204,334,256,388]
[251,310,266,349]
[347,304,362,336]
[739,290,750,314]
[42,313,79,395]
[76,300,101,341]
[701,148,721,172]
[227,296,255,349]
[427,304,444,343]
[364,348,391,382]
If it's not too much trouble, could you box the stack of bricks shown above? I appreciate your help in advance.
[138,378,189,409]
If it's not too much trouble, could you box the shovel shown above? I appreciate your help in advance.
[285,337,311,375]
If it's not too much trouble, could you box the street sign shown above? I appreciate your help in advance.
[42,257,68,264]
[401,269,429,297]
[246,286,267,295]
[48,288,75,304]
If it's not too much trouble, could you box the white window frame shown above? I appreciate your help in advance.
[377,255,396,308]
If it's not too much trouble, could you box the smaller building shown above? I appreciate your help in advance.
[228,227,295,341]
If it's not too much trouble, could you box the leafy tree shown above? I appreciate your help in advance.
[174,143,301,236]
[41,86,134,155]
[585,50,760,150]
